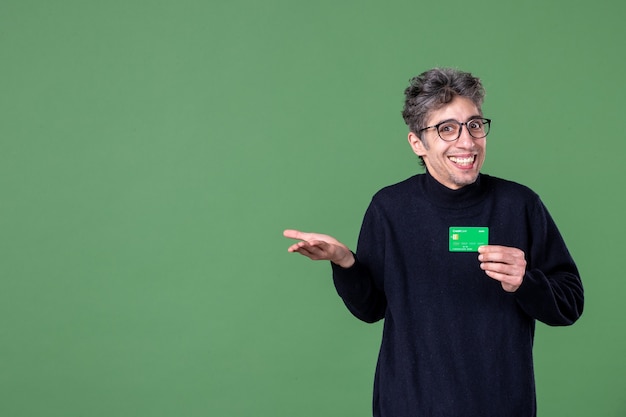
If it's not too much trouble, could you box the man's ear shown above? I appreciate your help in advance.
[408,131,427,157]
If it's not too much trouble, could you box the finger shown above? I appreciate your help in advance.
[479,252,509,263]
[287,241,305,252]
[288,240,314,252]
[292,246,316,258]
[482,268,507,282]
[478,248,524,263]
[478,245,520,255]
[482,268,523,292]
[481,261,511,275]
[483,269,518,286]
[288,240,327,254]
[292,242,331,260]
[283,229,306,240]
[480,261,525,278]
[478,245,510,253]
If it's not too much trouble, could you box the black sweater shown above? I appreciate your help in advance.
[332,173,584,417]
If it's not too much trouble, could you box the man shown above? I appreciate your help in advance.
[283,68,584,416]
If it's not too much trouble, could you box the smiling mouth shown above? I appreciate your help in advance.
[448,155,476,168]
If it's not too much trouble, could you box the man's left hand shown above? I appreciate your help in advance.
[478,245,527,292]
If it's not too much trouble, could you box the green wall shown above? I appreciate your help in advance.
[1,0,624,415]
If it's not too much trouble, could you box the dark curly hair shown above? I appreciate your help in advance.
[402,68,485,138]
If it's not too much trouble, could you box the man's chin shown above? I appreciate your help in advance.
[451,172,480,188]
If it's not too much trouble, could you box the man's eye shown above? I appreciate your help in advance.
[468,120,483,130]
[439,123,457,133]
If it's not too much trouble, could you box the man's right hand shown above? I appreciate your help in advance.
[283,229,355,268]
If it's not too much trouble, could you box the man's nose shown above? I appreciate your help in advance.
[456,125,475,147]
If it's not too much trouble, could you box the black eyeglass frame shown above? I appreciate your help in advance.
[418,118,492,142]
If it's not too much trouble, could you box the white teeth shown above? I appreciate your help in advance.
[449,156,474,165]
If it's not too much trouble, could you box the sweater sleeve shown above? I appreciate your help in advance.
[332,201,386,323]
[514,198,584,326]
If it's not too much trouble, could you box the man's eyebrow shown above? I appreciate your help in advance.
[435,115,484,124]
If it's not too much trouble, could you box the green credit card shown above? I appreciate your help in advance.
[449,227,489,252]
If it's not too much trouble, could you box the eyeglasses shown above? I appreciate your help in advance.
[418,118,491,142]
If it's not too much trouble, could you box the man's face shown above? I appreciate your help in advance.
[408,96,486,190]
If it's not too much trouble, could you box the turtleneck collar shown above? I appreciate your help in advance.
[419,170,489,209]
